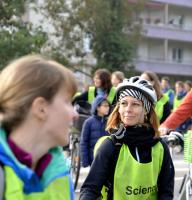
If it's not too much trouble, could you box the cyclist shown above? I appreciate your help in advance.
[160,90,192,135]
[80,76,174,200]
[161,76,174,110]
[0,55,78,200]
[173,81,192,134]
[72,68,116,106]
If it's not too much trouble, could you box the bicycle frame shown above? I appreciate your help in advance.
[186,164,192,200]
[69,112,91,190]
[69,132,81,190]
[178,131,192,200]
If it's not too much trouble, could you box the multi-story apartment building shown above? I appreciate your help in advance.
[134,0,192,78]
[26,0,192,80]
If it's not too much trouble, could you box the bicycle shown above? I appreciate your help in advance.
[69,130,81,190]
[69,101,91,190]
[178,130,192,200]
[161,131,184,158]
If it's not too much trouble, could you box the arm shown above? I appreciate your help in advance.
[80,119,91,167]
[72,91,88,105]
[80,139,114,200]
[158,140,175,200]
[160,91,192,130]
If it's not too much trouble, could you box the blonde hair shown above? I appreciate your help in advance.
[0,55,77,132]
[106,104,160,137]
[112,71,125,83]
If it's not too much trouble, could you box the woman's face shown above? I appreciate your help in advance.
[140,73,154,86]
[44,89,78,146]
[93,75,102,88]
[111,74,120,87]
[118,95,145,126]
[184,83,191,93]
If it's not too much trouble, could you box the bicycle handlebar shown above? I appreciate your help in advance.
[161,131,184,147]
[74,101,91,115]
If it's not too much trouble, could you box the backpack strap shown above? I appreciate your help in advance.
[94,129,125,200]
[104,135,123,199]
[0,165,4,200]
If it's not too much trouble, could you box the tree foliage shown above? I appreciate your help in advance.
[41,0,143,73]
[0,0,47,69]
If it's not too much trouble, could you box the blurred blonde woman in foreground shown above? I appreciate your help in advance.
[0,55,78,200]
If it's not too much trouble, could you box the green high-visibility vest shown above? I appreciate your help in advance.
[114,142,163,200]
[94,136,164,200]
[4,165,73,200]
[155,94,169,122]
[173,96,183,111]
[164,89,174,98]
[88,86,116,104]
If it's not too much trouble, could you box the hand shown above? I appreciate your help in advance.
[159,126,169,135]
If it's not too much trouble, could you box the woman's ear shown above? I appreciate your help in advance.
[31,97,48,121]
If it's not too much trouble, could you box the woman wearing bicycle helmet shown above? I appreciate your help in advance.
[80,76,174,200]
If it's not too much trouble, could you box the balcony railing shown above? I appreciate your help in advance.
[151,0,192,8]
[142,24,192,42]
[134,58,192,76]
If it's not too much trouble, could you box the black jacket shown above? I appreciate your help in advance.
[160,101,171,124]
[80,126,174,200]
[72,87,117,106]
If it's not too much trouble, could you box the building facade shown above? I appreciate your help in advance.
[135,0,192,77]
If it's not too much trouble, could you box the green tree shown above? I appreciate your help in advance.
[0,0,47,69]
[41,0,143,73]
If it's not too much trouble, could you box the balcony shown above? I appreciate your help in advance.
[142,24,192,42]
[134,59,192,76]
[152,0,192,8]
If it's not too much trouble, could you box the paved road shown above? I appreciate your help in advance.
[75,152,188,200]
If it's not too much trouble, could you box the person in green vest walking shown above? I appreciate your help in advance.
[72,68,116,106]
[173,81,192,134]
[161,76,174,110]
[184,80,192,93]
[173,81,187,111]
[80,76,174,200]
[140,71,171,124]
[0,55,78,200]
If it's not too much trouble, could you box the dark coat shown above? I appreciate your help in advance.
[80,126,174,200]
[72,87,117,106]
[80,96,109,167]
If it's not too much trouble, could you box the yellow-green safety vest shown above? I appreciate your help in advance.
[73,92,81,98]
[94,136,164,200]
[4,165,73,200]
[164,89,174,99]
[88,86,116,104]
[173,96,183,111]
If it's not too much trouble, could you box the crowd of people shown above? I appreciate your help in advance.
[0,54,192,200]
[77,69,192,199]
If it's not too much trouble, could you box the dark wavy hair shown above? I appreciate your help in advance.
[94,68,112,91]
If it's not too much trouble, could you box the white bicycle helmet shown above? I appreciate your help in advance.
[116,76,157,104]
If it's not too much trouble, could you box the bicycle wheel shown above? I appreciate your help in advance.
[70,141,81,190]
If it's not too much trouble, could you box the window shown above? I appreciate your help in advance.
[172,48,183,63]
